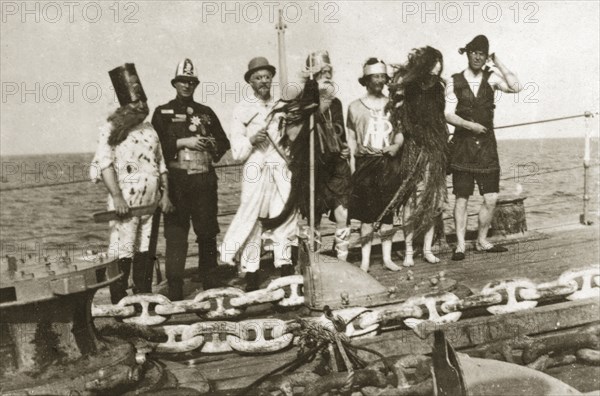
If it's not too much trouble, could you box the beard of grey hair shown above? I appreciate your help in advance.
[107,102,149,147]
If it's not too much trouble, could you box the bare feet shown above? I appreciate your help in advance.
[384,260,402,272]
[403,249,414,267]
[423,250,440,264]
[360,261,370,273]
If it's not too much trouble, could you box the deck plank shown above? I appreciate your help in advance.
[155,225,599,392]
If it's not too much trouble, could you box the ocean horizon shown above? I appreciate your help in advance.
[1,137,598,267]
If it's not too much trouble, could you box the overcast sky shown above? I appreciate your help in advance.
[1,0,599,156]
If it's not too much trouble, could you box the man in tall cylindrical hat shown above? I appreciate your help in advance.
[151,59,231,300]
[220,56,297,291]
[91,63,173,304]
[347,58,404,273]
[445,35,522,260]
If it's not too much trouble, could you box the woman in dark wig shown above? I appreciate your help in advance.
[387,46,449,266]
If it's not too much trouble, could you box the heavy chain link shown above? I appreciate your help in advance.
[93,266,599,355]
[92,275,304,325]
[153,318,295,354]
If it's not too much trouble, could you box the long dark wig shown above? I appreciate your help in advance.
[383,46,449,237]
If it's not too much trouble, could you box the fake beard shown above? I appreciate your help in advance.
[107,106,149,147]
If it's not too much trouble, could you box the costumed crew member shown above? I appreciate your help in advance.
[91,63,174,304]
[283,50,352,261]
[445,35,522,260]
[387,46,450,267]
[219,57,298,292]
[151,59,231,300]
[347,58,404,273]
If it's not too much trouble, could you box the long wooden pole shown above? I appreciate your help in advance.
[275,9,288,98]
[308,58,316,252]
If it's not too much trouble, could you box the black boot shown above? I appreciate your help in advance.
[167,279,184,301]
[291,246,299,267]
[194,237,221,290]
[191,239,205,283]
[165,240,188,302]
[132,252,153,294]
[109,257,132,304]
[245,271,260,292]
[280,264,295,277]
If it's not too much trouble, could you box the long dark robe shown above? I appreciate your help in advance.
[290,98,351,224]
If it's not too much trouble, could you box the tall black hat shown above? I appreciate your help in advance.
[109,63,147,107]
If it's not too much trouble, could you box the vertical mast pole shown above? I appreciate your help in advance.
[308,57,316,252]
[275,9,288,98]
[581,111,594,225]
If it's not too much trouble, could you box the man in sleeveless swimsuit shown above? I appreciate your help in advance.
[445,35,522,260]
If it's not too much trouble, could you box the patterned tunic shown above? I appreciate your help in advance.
[91,121,167,259]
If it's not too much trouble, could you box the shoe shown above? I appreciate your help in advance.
[451,249,465,261]
[245,271,260,292]
[476,242,508,253]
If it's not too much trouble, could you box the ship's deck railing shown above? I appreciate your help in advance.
[1,111,598,244]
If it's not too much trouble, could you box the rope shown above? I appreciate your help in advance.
[237,308,399,395]
[2,111,596,193]
[495,112,596,130]
[236,342,324,396]
[499,163,599,182]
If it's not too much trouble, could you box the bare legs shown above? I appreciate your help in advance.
[359,222,400,272]
[453,192,502,258]
[381,223,401,271]
[333,205,350,261]
[402,201,439,266]
[477,192,498,248]
[360,223,373,272]
[454,196,469,254]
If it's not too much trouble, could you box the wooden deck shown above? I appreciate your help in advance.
[127,222,600,393]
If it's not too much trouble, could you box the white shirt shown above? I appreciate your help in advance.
[229,91,283,164]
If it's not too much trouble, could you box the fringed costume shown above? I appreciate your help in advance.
[387,69,449,237]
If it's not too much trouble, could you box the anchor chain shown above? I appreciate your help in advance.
[93,266,599,356]
[92,275,304,325]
